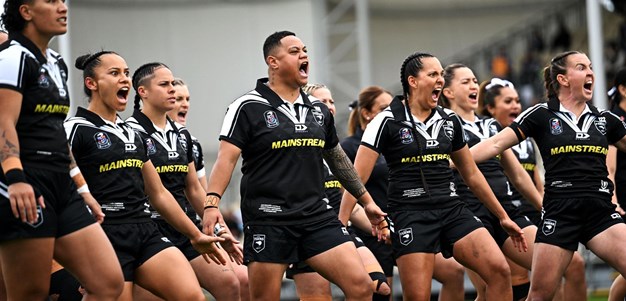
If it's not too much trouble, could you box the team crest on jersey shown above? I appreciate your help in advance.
[253,234,265,253]
[312,110,324,126]
[37,73,50,88]
[542,219,557,236]
[549,118,563,135]
[264,111,279,128]
[192,144,200,160]
[594,117,607,135]
[94,132,111,149]
[443,121,455,140]
[399,128,414,144]
[145,138,157,155]
[179,134,188,152]
[398,228,413,245]
[449,181,458,197]
[26,206,44,228]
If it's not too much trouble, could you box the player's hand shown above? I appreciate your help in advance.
[376,217,393,244]
[190,233,227,265]
[8,182,44,224]
[500,218,527,252]
[363,202,387,238]
[81,192,105,223]
[202,208,225,236]
[216,228,244,265]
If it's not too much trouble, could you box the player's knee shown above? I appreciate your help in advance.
[369,271,391,296]
[82,271,124,299]
[565,253,586,282]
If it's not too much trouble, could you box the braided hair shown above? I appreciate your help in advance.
[75,51,117,97]
[1,0,27,33]
[543,50,580,100]
[132,62,169,110]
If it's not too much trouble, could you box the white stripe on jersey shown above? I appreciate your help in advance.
[220,91,271,138]
[514,103,547,125]
[65,117,136,146]
[362,109,393,149]
[0,43,28,88]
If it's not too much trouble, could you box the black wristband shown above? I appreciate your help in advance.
[5,169,26,185]
[204,205,218,210]
[206,192,222,199]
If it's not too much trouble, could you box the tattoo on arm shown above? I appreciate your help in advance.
[68,144,77,170]
[0,130,20,162]
[323,144,367,199]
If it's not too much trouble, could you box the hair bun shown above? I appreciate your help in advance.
[74,54,91,70]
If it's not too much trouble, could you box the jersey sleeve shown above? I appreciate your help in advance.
[509,105,541,142]
[449,113,467,151]
[0,48,35,93]
[361,112,388,154]
[193,139,206,178]
[219,99,251,150]
[606,111,626,144]
[64,119,85,159]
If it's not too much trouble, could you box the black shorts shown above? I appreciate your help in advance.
[536,197,624,251]
[153,220,200,261]
[389,202,483,259]
[512,199,542,226]
[352,227,395,277]
[243,217,351,265]
[0,168,95,242]
[285,227,364,278]
[102,222,173,281]
[465,201,535,247]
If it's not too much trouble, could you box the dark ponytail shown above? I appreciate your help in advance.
[132,62,169,110]
[75,51,117,97]
[543,50,580,100]
[347,86,390,136]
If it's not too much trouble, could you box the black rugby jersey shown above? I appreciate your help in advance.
[64,107,151,224]
[191,135,206,179]
[0,33,71,172]
[510,97,626,199]
[611,106,626,207]
[361,96,466,211]
[322,160,342,215]
[510,138,538,202]
[454,116,512,204]
[341,129,389,210]
[219,78,337,226]
[126,112,195,221]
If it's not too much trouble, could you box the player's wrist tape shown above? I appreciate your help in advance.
[204,192,221,210]
[5,168,26,185]
[2,157,23,174]
[77,184,90,194]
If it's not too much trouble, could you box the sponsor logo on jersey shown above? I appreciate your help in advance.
[34,104,70,114]
[550,145,607,155]
[450,181,458,197]
[271,138,325,149]
[94,132,112,149]
[399,128,413,144]
[401,154,450,163]
[154,164,189,173]
[594,117,607,135]
[125,143,137,153]
[542,219,557,236]
[312,110,324,126]
[399,228,413,246]
[145,138,157,155]
[426,139,439,148]
[161,237,171,243]
[264,111,279,128]
[550,118,563,135]
[599,180,610,194]
[253,234,265,253]
[99,159,144,173]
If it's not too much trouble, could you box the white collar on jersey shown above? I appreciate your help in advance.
[559,103,592,123]
[152,119,174,137]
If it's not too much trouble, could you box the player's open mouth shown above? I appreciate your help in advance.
[117,87,129,102]
[299,62,309,77]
